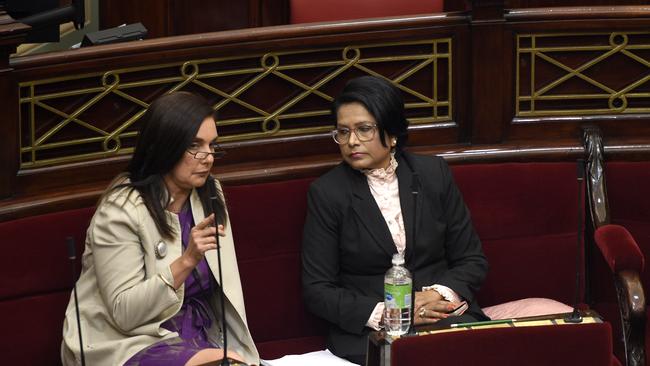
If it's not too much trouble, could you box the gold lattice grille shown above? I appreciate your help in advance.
[516,32,650,117]
[18,39,452,168]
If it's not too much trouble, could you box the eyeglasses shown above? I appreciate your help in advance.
[331,124,377,144]
[186,143,226,160]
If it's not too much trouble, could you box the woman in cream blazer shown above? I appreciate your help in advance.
[61,92,258,365]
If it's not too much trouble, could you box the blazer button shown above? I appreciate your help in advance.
[155,241,168,259]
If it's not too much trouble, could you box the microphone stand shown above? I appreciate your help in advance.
[403,153,420,336]
[565,159,584,324]
[208,182,232,366]
[66,236,86,366]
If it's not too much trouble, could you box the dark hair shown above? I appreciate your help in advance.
[111,91,227,239]
[332,76,409,149]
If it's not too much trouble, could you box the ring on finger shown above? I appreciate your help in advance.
[418,307,426,318]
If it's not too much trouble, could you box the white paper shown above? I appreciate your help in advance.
[261,349,360,366]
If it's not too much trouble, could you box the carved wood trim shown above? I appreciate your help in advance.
[616,270,646,366]
[583,126,610,228]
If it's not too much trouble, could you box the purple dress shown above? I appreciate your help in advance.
[124,203,222,366]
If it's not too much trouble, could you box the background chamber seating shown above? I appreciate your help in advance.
[0,207,93,365]
[0,160,622,364]
[453,163,587,309]
[607,162,650,290]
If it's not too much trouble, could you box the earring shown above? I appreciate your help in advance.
[391,138,397,146]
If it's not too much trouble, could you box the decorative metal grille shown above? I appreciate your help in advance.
[19,38,452,168]
[517,32,650,117]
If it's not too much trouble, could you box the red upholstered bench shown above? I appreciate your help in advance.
[0,179,328,365]
[0,207,93,365]
[223,178,327,359]
[452,163,587,308]
[607,162,650,292]
[0,161,621,365]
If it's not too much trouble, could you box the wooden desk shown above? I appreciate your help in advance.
[366,310,603,366]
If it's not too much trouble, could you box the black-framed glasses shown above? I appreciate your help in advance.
[331,124,377,144]
[186,144,226,160]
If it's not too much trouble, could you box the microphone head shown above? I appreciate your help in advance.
[66,236,76,260]
[411,172,421,193]
[206,178,221,217]
[576,159,585,180]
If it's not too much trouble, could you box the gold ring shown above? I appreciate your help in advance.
[419,307,426,318]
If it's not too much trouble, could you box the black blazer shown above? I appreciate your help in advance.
[301,151,488,360]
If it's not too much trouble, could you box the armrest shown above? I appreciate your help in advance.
[595,224,644,274]
[595,224,646,366]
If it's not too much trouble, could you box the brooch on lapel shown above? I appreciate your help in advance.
[154,241,168,259]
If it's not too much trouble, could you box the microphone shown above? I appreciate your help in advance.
[66,236,86,366]
[401,153,420,335]
[564,159,584,323]
[207,181,241,366]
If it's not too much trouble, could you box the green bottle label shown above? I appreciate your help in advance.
[384,283,412,308]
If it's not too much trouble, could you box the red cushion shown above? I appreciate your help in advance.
[0,207,93,300]
[224,178,327,357]
[607,162,650,223]
[0,207,93,366]
[290,0,444,24]
[0,292,70,366]
[606,162,650,296]
[452,163,585,306]
[595,224,644,274]
[452,163,582,240]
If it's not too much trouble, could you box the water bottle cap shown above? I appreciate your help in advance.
[392,253,405,265]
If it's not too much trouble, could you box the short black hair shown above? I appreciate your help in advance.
[332,76,409,149]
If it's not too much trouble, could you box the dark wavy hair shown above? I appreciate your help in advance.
[332,76,409,150]
[110,91,226,239]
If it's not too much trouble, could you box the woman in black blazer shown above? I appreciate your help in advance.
[301,76,489,364]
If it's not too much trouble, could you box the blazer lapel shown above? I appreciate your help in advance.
[397,154,419,265]
[189,189,248,325]
[348,167,397,258]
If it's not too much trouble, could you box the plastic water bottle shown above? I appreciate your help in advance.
[384,253,412,336]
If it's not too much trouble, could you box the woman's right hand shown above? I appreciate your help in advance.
[171,214,226,289]
[182,214,224,267]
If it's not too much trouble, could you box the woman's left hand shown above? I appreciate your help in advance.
[413,290,456,325]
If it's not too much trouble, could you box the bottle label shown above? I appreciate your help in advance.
[384,283,412,308]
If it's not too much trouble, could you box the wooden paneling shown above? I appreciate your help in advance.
[2,4,650,220]
[6,14,468,206]
[99,0,289,38]
[170,0,250,35]
[257,0,289,26]
[505,9,650,143]
[0,10,30,199]
[446,0,650,12]
[99,0,170,38]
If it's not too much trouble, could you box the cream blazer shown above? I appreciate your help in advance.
[61,181,259,365]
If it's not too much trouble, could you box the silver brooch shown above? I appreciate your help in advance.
[154,241,167,259]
